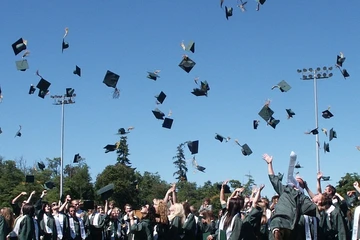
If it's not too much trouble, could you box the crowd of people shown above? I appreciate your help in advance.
[0,152,360,240]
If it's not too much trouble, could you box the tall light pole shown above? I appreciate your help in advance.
[51,89,76,199]
[297,67,333,173]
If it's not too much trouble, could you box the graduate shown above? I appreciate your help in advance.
[0,207,14,240]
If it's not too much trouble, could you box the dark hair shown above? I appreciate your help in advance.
[223,197,244,230]
[22,203,35,217]
[323,193,333,207]
[326,185,336,196]
[204,198,211,204]
[182,202,191,216]
[147,205,156,223]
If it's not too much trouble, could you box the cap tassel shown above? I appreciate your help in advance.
[35,70,43,79]
[234,139,242,147]
[113,88,120,99]
[168,110,172,117]
[63,27,69,39]
[180,41,186,51]
[22,50,30,59]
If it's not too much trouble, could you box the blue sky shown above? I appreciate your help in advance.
[0,0,359,198]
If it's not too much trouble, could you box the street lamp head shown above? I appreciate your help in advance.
[316,67,321,71]
[308,74,313,79]
[323,67,327,71]
[328,73,333,77]
[297,69,302,73]
[303,68,307,72]
[309,68,313,72]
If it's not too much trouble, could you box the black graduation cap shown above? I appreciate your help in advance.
[26,175,34,183]
[12,38,27,56]
[323,142,330,153]
[73,66,81,77]
[188,140,199,155]
[117,128,129,135]
[66,88,75,98]
[104,144,117,153]
[258,105,274,122]
[16,59,29,71]
[286,109,295,119]
[152,108,165,120]
[225,6,233,20]
[196,165,206,172]
[36,78,51,91]
[342,69,350,79]
[215,134,229,143]
[191,88,207,97]
[29,85,36,95]
[147,72,160,81]
[329,128,337,141]
[253,120,259,130]
[179,56,196,73]
[62,39,69,53]
[103,70,120,88]
[97,183,115,200]
[336,53,345,67]
[241,144,252,156]
[217,184,231,194]
[83,200,95,211]
[155,91,166,104]
[322,110,333,119]
[162,117,173,129]
[258,0,266,4]
[38,90,49,99]
[38,162,45,171]
[0,128,2,134]
[294,162,303,169]
[185,41,195,53]
[43,181,56,190]
[305,128,319,135]
[321,176,331,181]
[268,117,280,129]
[73,153,82,163]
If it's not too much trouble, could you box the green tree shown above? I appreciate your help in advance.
[336,173,360,200]
[176,181,198,205]
[117,136,131,166]
[137,172,169,206]
[173,143,188,182]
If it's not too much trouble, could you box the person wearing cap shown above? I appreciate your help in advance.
[128,204,155,240]
[0,207,14,240]
[68,205,86,240]
[262,153,317,240]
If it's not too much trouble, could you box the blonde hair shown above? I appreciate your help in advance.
[168,203,185,224]
[156,200,169,224]
[1,207,14,229]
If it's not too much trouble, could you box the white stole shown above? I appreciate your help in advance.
[43,214,53,234]
[218,212,239,240]
[304,215,317,240]
[54,213,64,239]
[153,225,158,240]
[69,216,86,240]
[352,206,360,240]
[92,213,100,227]
[8,215,26,237]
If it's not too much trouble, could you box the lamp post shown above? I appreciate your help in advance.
[296,67,333,173]
[51,89,76,199]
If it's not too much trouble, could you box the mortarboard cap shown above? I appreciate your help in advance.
[73,153,81,163]
[12,38,27,56]
[62,39,69,52]
[179,56,196,73]
[278,80,291,92]
[258,0,266,4]
[188,140,199,154]
[278,172,284,181]
[15,126,22,138]
[66,88,75,98]
[38,90,49,99]
[97,183,114,200]
[43,181,56,190]
[241,144,252,156]
[162,117,173,129]
[215,134,226,142]
[342,69,350,79]
[323,142,330,153]
[294,162,303,169]
[336,54,345,67]
[38,162,45,171]
[0,128,2,134]
[73,66,81,77]
[321,176,331,181]
[225,6,233,20]
[83,200,95,211]
[268,117,280,129]
[191,88,207,97]
[196,165,206,172]
[15,60,29,71]
[217,184,231,194]
[26,175,34,183]
[185,41,195,53]
[29,85,36,95]
[147,72,160,81]
[117,128,128,135]
[286,109,295,118]
[322,110,333,119]
[36,79,51,91]
[155,91,166,104]
[306,128,318,135]
[253,120,259,130]
[329,128,337,141]
[103,70,120,88]
[104,144,117,153]
[258,105,274,122]
[152,108,165,120]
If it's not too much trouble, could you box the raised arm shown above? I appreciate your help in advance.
[172,184,177,204]
[252,185,265,208]
[262,154,274,175]
[354,181,360,194]
[25,191,36,204]
[303,181,315,199]
[104,200,108,214]
[219,180,228,206]
[12,192,27,204]
[316,172,322,194]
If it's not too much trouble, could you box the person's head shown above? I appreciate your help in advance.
[108,200,116,209]
[97,205,105,214]
[182,201,191,216]
[322,193,333,209]
[312,193,325,208]
[51,202,60,213]
[324,185,336,197]
[111,207,120,219]
[168,203,185,223]
[271,195,279,204]
[71,200,80,211]
[190,205,197,215]
[0,207,14,227]
[260,197,270,209]
[42,202,51,213]
[68,205,77,217]
[124,204,132,214]
[22,203,35,217]
[203,198,211,206]
[228,196,244,214]
[156,200,168,224]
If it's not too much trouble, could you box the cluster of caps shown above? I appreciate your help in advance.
[103,127,134,153]
[222,0,266,20]
[214,133,253,156]
[0,125,23,137]
[186,140,207,173]
[336,52,350,79]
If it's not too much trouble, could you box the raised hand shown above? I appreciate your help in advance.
[262,154,273,164]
